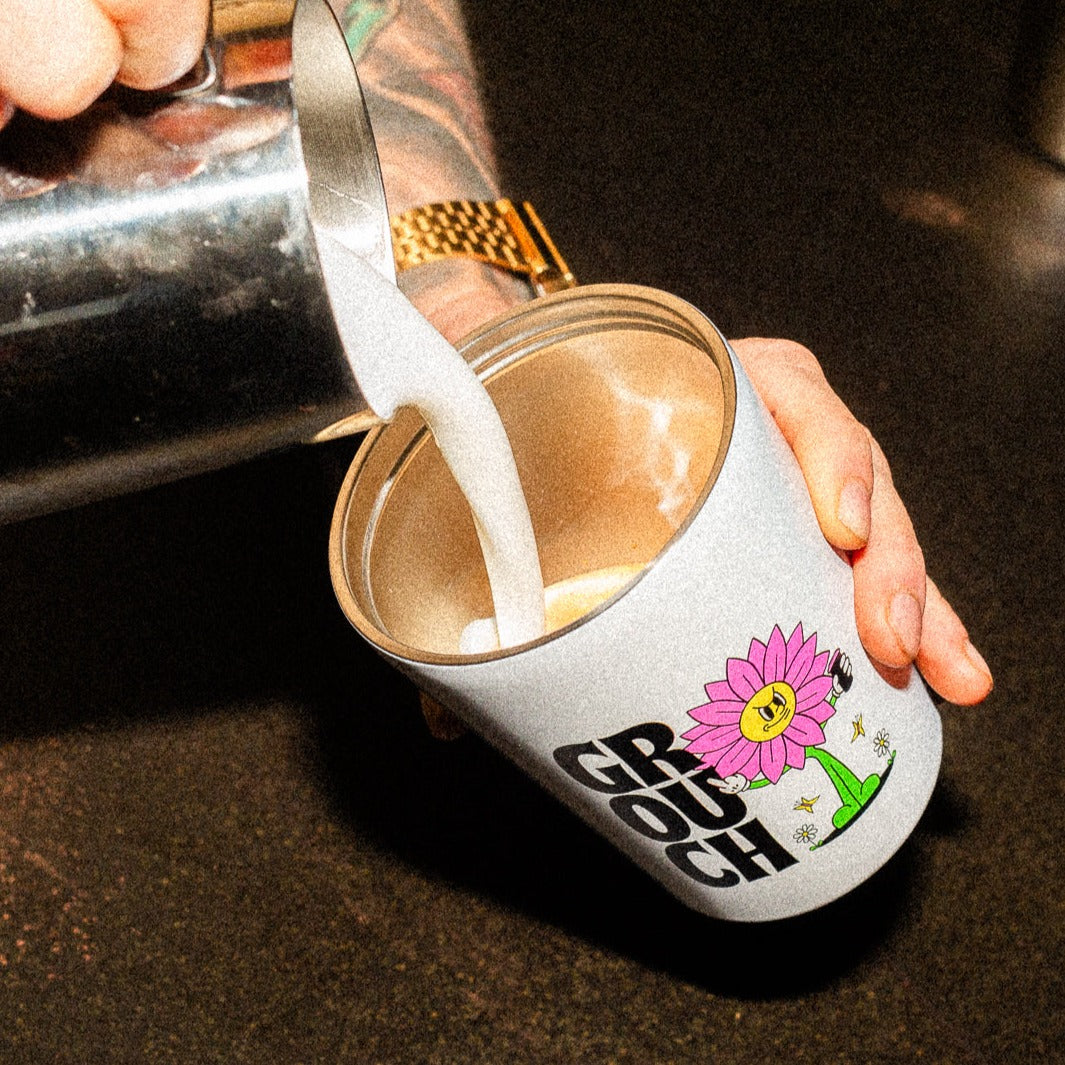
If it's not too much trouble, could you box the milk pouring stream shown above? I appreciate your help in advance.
[314,230,547,649]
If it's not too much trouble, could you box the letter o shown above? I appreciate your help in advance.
[609,794,690,842]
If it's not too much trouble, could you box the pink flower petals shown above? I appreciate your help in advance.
[684,623,838,786]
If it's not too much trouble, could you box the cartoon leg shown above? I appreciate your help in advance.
[806,747,882,831]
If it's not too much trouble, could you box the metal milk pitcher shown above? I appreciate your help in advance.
[0,0,393,523]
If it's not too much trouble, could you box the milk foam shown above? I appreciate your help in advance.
[314,229,546,647]
[459,563,644,654]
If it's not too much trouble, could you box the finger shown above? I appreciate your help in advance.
[850,438,927,670]
[100,0,210,91]
[732,338,874,552]
[0,0,209,122]
[0,0,122,120]
[916,577,993,705]
[0,95,13,130]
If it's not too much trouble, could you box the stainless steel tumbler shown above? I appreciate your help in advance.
[0,0,393,522]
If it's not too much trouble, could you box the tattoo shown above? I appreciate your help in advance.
[327,0,530,319]
[338,0,399,62]
[330,0,502,214]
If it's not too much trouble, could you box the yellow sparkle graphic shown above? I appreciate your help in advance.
[793,795,819,814]
[851,713,865,742]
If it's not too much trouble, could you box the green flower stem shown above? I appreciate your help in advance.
[748,770,784,790]
[806,746,863,795]
[806,746,881,830]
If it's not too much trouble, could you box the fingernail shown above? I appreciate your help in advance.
[963,640,994,688]
[838,479,871,543]
[888,592,923,660]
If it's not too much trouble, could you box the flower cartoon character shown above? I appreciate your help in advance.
[682,623,892,843]
[682,623,834,790]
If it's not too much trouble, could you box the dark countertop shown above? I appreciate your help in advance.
[0,2,1060,1060]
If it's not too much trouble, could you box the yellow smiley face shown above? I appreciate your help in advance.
[739,681,797,742]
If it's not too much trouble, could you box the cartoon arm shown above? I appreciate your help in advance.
[829,650,853,705]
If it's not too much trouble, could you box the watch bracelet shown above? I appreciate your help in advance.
[390,199,576,296]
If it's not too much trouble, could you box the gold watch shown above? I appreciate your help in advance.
[390,199,577,296]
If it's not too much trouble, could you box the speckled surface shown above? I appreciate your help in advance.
[0,2,1061,1061]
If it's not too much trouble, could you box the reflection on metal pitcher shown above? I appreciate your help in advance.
[0,0,391,524]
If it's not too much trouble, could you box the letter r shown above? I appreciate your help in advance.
[599,723,702,786]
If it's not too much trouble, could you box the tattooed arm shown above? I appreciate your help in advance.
[334,0,530,342]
